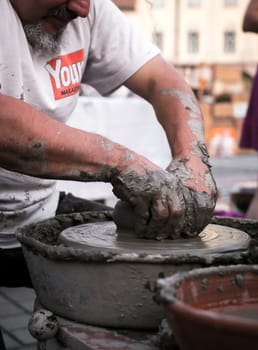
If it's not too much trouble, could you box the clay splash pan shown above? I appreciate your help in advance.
[157,264,258,350]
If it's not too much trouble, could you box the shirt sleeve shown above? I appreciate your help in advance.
[81,0,160,96]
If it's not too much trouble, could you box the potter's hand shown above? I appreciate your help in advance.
[111,169,189,239]
[166,155,217,238]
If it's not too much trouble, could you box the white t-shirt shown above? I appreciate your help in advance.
[0,0,159,248]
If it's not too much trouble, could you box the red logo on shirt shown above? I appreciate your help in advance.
[45,50,84,100]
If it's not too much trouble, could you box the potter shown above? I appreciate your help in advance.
[0,0,218,347]
[0,0,217,254]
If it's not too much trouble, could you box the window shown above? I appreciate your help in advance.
[224,0,238,6]
[188,31,199,53]
[153,31,164,50]
[224,31,236,53]
[187,0,201,7]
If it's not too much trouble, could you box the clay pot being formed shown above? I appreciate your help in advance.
[157,264,258,350]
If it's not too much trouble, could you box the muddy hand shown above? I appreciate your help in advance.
[111,169,187,239]
[166,158,218,237]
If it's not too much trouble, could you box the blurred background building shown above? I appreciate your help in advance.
[112,0,258,156]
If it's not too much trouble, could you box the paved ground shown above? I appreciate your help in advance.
[0,287,36,349]
[0,154,257,350]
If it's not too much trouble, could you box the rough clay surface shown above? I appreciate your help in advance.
[58,222,250,257]
[16,212,257,265]
[112,169,216,240]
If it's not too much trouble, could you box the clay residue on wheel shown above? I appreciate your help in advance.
[16,212,253,265]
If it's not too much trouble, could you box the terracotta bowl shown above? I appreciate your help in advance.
[157,265,258,350]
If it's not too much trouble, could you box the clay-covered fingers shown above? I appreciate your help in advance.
[165,195,185,238]
[139,199,169,239]
[111,169,185,239]
[144,195,185,239]
[192,192,216,231]
[181,189,216,237]
[166,158,217,237]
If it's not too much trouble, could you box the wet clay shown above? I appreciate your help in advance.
[17,212,251,265]
[58,222,250,260]
[112,169,216,239]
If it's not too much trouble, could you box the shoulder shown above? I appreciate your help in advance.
[2,0,20,23]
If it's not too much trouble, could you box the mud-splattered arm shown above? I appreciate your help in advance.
[0,92,188,239]
[0,93,160,183]
[122,54,218,237]
[125,55,217,192]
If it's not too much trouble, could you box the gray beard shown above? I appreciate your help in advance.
[23,23,63,56]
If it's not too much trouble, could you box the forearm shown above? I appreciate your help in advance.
[148,71,204,161]
[153,69,211,182]
[126,57,205,159]
[127,57,211,193]
[0,94,158,182]
[119,56,217,237]
[152,85,211,193]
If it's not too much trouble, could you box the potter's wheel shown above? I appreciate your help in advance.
[58,223,250,256]
[18,214,255,330]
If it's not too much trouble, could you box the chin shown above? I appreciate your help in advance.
[42,18,68,35]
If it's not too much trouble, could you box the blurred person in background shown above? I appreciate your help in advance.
[240,0,258,219]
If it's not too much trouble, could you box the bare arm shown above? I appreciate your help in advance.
[125,55,215,195]
[243,0,258,33]
[0,93,159,182]
[115,55,218,238]
[0,55,217,239]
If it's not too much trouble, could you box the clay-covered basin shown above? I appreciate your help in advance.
[16,212,252,330]
[157,264,258,350]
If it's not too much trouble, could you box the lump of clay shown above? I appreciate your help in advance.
[112,200,135,231]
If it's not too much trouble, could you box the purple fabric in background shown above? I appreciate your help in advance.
[240,66,258,151]
[214,210,245,218]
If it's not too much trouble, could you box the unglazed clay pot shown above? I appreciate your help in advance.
[157,264,258,350]
[16,212,253,330]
